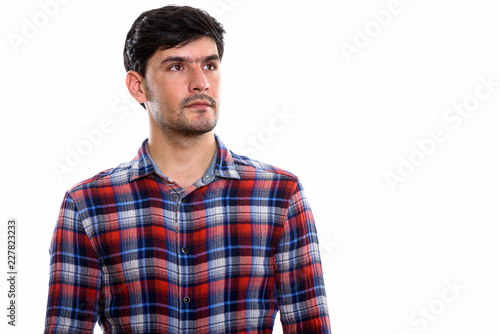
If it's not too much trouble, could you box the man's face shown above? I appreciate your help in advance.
[143,36,221,137]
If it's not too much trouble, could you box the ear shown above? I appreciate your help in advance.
[126,71,148,104]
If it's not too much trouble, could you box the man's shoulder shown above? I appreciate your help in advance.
[66,160,133,196]
[229,150,299,183]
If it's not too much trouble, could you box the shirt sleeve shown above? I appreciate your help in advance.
[44,192,102,333]
[275,181,331,333]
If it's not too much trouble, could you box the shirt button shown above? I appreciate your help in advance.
[181,198,186,204]
[205,175,212,180]
[183,296,191,304]
[181,247,189,254]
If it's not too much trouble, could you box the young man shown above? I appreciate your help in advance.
[45,5,331,333]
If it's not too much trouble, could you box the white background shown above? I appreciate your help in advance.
[1,0,500,333]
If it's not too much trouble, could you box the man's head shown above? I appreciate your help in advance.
[124,6,225,138]
[124,5,225,85]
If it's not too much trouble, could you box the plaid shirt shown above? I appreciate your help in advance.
[45,135,331,333]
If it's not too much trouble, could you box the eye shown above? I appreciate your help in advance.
[204,63,218,71]
[168,64,184,71]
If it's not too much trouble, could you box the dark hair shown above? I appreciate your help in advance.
[124,5,225,78]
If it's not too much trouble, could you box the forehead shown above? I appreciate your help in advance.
[147,36,219,68]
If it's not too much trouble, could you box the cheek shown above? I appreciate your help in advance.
[210,78,221,95]
[158,82,184,104]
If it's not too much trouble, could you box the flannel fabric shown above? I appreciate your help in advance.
[45,135,331,333]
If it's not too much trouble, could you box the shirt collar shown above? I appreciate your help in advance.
[129,134,240,182]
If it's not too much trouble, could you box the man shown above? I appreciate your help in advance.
[45,5,331,333]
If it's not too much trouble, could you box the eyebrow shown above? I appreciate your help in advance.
[160,54,220,66]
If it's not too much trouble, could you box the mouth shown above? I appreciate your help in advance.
[182,95,217,110]
[185,101,212,109]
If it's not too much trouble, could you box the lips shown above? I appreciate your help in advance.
[185,100,212,108]
[182,95,217,109]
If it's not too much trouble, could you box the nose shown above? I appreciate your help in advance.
[188,66,210,93]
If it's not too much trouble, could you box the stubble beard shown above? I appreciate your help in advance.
[150,94,219,139]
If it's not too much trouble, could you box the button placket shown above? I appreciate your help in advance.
[177,196,193,312]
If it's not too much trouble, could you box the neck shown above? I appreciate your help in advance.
[147,129,217,188]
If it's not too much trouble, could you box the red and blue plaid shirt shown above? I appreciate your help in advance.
[45,135,331,333]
